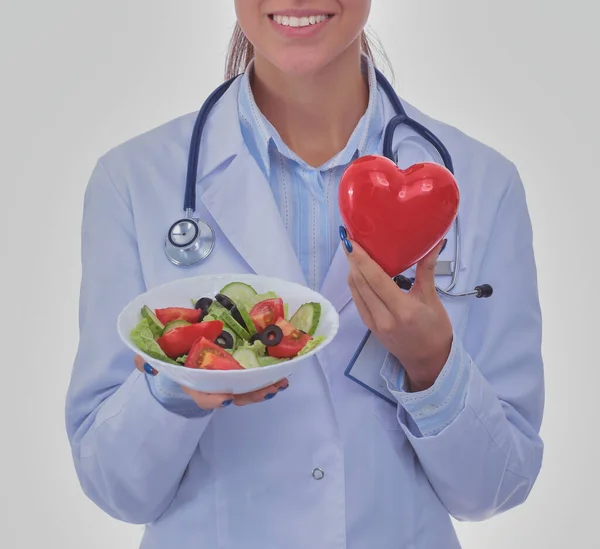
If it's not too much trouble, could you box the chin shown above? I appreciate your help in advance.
[265,48,347,78]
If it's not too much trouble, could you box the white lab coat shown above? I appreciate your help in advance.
[65,76,544,549]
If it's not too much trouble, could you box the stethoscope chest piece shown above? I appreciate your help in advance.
[165,217,215,266]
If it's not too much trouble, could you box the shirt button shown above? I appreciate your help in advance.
[312,468,325,480]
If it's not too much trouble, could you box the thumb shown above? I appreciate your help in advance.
[413,239,447,299]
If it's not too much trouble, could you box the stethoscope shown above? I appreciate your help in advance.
[165,68,493,300]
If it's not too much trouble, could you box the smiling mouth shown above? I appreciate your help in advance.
[268,14,333,28]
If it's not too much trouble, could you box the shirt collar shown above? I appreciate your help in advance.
[238,55,384,178]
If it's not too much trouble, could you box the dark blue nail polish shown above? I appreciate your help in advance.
[343,239,353,253]
[278,385,288,392]
[438,239,448,256]
[143,363,154,375]
[339,225,348,241]
[264,393,277,401]
[221,399,233,407]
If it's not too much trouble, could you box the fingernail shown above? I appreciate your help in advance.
[343,239,353,254]
[221,399,234,407]
[278,383,289,392]
[264,393,277,401]
[438,239,448,256]
[143,363,155,375]
[339,225,348,241]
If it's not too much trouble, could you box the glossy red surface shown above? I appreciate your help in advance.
[338,155,460,277]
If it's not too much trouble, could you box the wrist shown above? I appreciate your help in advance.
[404,339,453,392]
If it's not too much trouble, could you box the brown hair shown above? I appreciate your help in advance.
[225,23,393,80]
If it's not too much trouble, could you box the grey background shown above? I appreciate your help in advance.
[1,1,598,547]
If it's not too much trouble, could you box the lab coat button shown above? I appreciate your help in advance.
[312,468,325,480]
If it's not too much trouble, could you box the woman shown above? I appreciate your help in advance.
[65,2,545,548]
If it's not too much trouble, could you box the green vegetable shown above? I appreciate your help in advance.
[289,303,321,336]
[245,291,279,309]
[141,305,164,339]
[297,336,327,356]
[209,301,250,341]
[176,355,187,364]
[258,356,289,367]
[163,319,191,334]
[238,339,266,356]
[130,318,179,365]
[219,282,257,305]
[235,302,257,336]
[232,348,261,369]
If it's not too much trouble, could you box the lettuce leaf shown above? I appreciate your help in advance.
[238,339,267,356]
[297,336,327,357]
[130,318,179,365]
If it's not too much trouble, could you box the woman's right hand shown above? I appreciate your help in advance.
[134,355,289,410]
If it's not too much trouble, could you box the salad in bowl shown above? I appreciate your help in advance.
[117,274,339,394]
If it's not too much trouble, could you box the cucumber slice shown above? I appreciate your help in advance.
[163,319,191,334]
[258,356,289,367]
[141,305,165,339]
[289,303,321,336]
[209,302,250,341]
[233,348,261,369]
[246,291,279,309]
[220,282,257,306]
[208,300,226,317]
[284,302,289,321]
[235,302,257,336]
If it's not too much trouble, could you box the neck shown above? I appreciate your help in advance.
[251,43,369,167]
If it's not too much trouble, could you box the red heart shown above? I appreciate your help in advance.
[338,155,460,277]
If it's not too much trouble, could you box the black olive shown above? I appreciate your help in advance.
[199,309,209,321]
[195,297,213,310]
[249,332,262,344]
[260,325,283,347]
[215,331,234,349]
[230,305,248,329]
[215,293,235,310]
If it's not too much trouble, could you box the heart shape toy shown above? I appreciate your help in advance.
[338,155,460,277]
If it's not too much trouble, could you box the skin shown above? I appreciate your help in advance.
[234,0,371,166]
[136,0,452,406]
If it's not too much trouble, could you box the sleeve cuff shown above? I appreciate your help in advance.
[145,373,213,419]
[380,333,471,437]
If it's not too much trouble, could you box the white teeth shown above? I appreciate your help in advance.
[272,14,330,27]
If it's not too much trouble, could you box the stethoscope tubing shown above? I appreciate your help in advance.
[167,68,492,299]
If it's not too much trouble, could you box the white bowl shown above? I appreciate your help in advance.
[117,274,340,394]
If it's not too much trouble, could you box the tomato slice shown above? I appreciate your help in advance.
[267,318,312,359]
[157,320,224,359]
[155,307,201,325]
[249,298,285,332]
[185,337,244,370]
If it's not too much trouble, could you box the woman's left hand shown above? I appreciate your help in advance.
[345,238,453,392]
